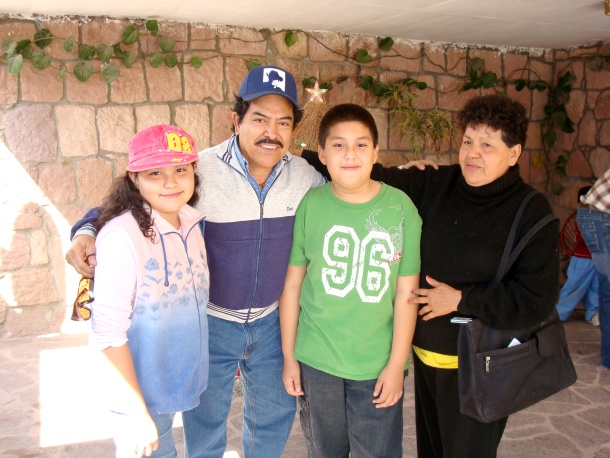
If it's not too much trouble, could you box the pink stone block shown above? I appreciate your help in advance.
[184,53,224,102]
[146,63,182,102]
[10,268,59,306]
[211,105,235,146]
[594,90,610,120]
[65,62,108,105]
[272,30,307,60]
[0,233,30,270]
[578,111,597,147]
[190,24,217,51]
[565,150,593,178]
[422,44,445,73]
[226,58,250,100]
[447,47,467,76]
[39,19,79,60]
[0,66,18,109]
[5,105,57,164]
[141,21,188,53]
[76,157,114,207]
[308,32,347,62]
[219,27,266,56]
[379,40,422,73]
[110,63,147,104]
[13,214,42,230]
[39,164,77,205]
[20,65,63,103]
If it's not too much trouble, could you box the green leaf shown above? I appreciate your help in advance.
[482,71,497,89]
[543,130,557,148]
[97,44,113,62]
[561,117,575,134]
[34,28,53,48]
[526,80,537,90]
[64,37,76,53]
[320,82,333,91]
[59,66,67,79]
[469,68,478,81]
[532,154,545,168]
[16,39,32,54]
[556,155,568,166]
[189,56,203,68]
[403,77,416,86]
[535,81,548,91]
[417,81,428,90]
[462,81,474,91]
[302,76,317,88]
[78,44,96,60]
[3,38,17,54]
[122,25,139,45]
[164,53,178,68]
[6,53,23,75]
[515,79,526,91]
[150,52,163,68]
[74,62,93,82]
[160,36,176,53]
[472,77,483,89]
[113,43,125,58]
[336,76,348,84]
[550,182,563,195]
[360,75,375,90]
[247,59,261,70]
[551,110,567,128]
[122,51,137,68]
[31,50,52,70]
[284,30,298,47]
[379,37,394,52]
[471,57,485,72]
[355,49,373,64]
[372,82,390,97]
[101,63,120,84]
[146,20,159,36]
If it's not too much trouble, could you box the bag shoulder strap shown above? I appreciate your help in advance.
[493,191,559,284]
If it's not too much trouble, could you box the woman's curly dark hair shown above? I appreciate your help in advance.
[94,167,201,242]
[456,94,528,148]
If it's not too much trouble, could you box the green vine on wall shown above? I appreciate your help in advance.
[1,20,608,191]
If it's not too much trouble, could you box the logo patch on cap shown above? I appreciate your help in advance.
[263,68,286,93]
[165,131,195,154]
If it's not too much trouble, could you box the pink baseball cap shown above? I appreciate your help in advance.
[127,124,198,172]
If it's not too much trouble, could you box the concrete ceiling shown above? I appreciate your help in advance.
[0,0,609,49]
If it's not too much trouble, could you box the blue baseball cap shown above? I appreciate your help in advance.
[237,65,300,109]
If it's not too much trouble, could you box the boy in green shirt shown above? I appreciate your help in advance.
[280,103,421,457]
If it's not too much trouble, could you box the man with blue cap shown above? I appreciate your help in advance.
[65,65,325,457]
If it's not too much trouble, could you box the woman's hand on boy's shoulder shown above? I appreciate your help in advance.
[400,159,439,170]
[282,357,304,397]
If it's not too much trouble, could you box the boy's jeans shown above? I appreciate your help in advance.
[556,256,599,321]
[298,362,404,458]
[182,310,296,457]
[577,207,610,370]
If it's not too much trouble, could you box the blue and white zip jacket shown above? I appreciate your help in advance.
[91,205,209,415]
[199,135,325,322]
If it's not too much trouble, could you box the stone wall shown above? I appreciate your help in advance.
[0,16,609,336]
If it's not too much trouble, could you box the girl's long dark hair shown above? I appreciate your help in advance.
[94,167,201,241]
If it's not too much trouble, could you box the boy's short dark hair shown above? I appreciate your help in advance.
[318,103,378,148]
[456,94,528,148]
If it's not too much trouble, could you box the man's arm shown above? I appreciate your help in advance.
[65,207,102,277]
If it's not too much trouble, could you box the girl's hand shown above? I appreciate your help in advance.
[372,364,404,408]
[130,412,159,457]
[412,276,462,320]
[282,357,304,396]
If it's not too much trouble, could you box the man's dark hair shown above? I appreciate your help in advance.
[94,166,201,242]
[318,103,379,148]
[456,94,528,148]
[231,96,303,133]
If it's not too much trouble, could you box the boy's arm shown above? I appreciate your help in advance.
[65,207,102,277]
[373,274,420,408]
[279,264,307,397]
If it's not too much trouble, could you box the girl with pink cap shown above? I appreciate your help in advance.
[89,124,209,457]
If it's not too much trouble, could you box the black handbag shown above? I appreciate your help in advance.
[457,191,577,423]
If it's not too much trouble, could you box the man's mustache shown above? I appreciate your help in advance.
[255,137,284,148]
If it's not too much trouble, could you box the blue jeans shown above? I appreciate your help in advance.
[112,412,177,458]
[577,207,610,370]
[299,363,404,458]
[556,256,599,321]
[182,310,296,458]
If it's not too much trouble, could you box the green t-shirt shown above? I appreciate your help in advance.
[290,183,422,380]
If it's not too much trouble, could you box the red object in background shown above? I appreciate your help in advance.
[236,368,240,377]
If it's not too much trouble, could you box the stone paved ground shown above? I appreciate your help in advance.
[1,310,609,457]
